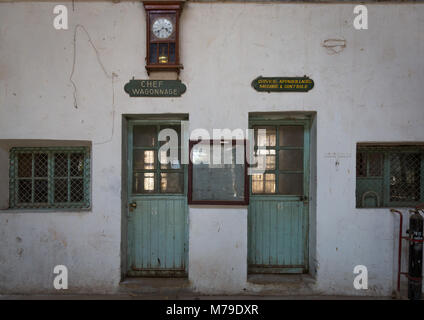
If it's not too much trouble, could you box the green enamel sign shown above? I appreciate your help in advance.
[252,76,314,93]
[124,78,187,97]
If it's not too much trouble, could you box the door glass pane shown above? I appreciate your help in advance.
[279,150,303,171]
[160,148,181,170]
[278,173,303,195]
[133,172,156,193]
[133,125,156,147]
[255,149,276,170]
[160,173,183,193]
[279,126,304,147]
[159,125,181,146]
[254,126,276,147]
[133,150,156,170]
[252,173,276,194]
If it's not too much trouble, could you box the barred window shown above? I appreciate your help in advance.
[9,147,90,209]
[356,145,424,208]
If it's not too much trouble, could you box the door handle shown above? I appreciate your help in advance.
[129,202,137,212]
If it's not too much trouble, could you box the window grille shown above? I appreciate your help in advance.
[9,147,91,209]
[356,145,424,208]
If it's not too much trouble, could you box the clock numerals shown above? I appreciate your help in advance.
[152,18,173,39]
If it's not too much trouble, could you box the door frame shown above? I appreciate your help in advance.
[248,115,311,274]
[124,118,189,277]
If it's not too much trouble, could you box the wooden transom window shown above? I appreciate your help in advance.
[251,125,305,195]
[9,147,91,209]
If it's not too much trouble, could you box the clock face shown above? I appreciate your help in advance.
[152,18,173,39]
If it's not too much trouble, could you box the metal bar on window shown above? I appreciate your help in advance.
[31,153,34,204]
[9,147,90,210]
[48,151,53,206]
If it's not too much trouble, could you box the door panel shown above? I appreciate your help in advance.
[127,121,187,277]
[248,199,305,273]
[248,120,309,274]
[129,197,187,275]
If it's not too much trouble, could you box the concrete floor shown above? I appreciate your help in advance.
[0,294,393,300]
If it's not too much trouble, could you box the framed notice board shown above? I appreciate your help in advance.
[188,140,249,205]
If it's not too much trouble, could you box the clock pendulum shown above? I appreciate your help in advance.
[158,47,168,64]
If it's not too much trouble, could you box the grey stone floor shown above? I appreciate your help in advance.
[0,294,393,300]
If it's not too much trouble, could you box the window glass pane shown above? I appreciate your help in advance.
[356,152,367,177]
[133,125,156,147]
[191,143,245,201]
[34,153,48,177]
[133,172,156,193]
[34,179,48,203]
[70,153,84,177]
[18,153,32,177]
[54,178,68,202]
[10,147,90,209]
[278,173,303,195]
[254,126,276,147]
[390,153,421,202]
[279,126,303,147]
[279,150,303,171]
[71,179,84,202]
[160,173,183,193]
[18,179,32,203]
[368,153,383,177]
[133,150,156,170]
[54,153,68,177]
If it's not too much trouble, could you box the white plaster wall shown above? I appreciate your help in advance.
[0,2,423,295]
[189,208,247,293]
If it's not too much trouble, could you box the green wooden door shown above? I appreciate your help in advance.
[248,119,310,274]
[127,120,188,277]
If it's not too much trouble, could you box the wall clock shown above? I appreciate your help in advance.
[143,1,184,75]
